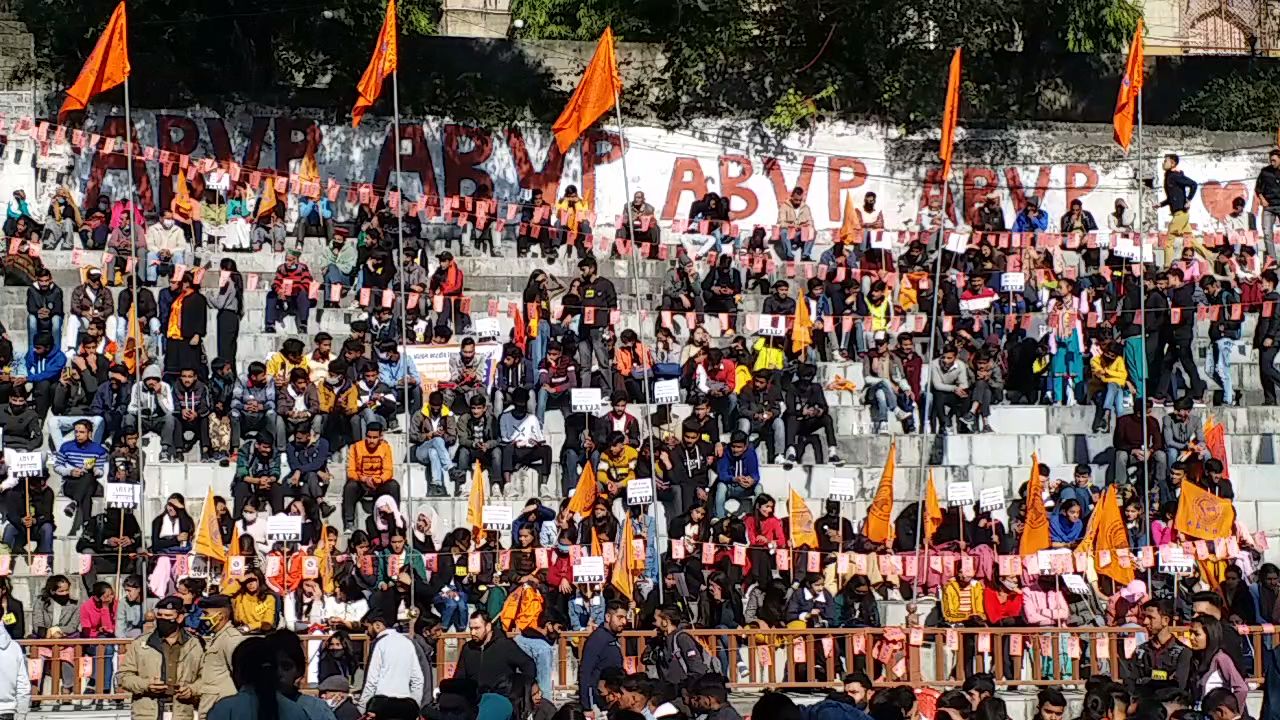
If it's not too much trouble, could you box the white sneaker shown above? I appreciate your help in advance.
[773,454,786,465]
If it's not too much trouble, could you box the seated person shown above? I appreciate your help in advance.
[144,212,188,285]
[151,493,194,554]
[275,367,322,446]
[25,331,67,418]
[352,365,398,440]
[295,193,335,243]
[498,388,553,496]
[317,358,360,452]
[0,385,43,452]
[535,341,578,422]
[232,435,284,516]
[446,337,486,412]
[456,394,503,497]
[90,364,133,444]
[170,367,213,461]
[664,422,714,517]
[266,338,310,383]
[266,249,313,335]
[736,369,785,462]
[54,417,109,534]
[66,268,114,355]
[714,431,762,517]
[129,364,176,458]
[595,391,641,448]
[1,470,54,556]
[76,506,142,582]
[595,431,638,502]
[412,390,457,498]
[284,425,333,511]
[613,329,654,404]
[343,422,398,532]
[493,345,532,411]
[784,363,842,467]
[232,361,277,446]
[50,363,101,450]
[1112,399,1169,501]
[701,254,742,333]
[377,341,422,420]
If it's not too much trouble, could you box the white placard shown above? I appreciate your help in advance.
[571,388,603,413]
[1001,272,1025,292]
[947,480,975,507]
[827,477,857,503]
[627,478,655,506]
[1061,574,1089,594]
[944,232,970,254]
[206,171,231,192]
[978,487,1005,512]
[482,504,513,529]
[1159,546,1195,574]
[869,231,894,251]
[4,450,42,477]
[266,514,303,542]
[959,296,996,313]
[653,379,680,405]
[756,314,787,337]
[473,317,501,340]
[572,556,606,584]
[1112,239,1139,261]
[105,482,139,508]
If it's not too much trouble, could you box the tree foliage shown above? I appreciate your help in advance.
[1174,64,1280,132]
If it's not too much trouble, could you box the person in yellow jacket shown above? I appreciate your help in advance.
[231,569,278,634]
[1088,341,1130,433]
[596,431,638,498]
[941,565,986,677]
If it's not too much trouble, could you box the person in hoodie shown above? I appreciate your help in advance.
[499,388,552,498]
[0,620,30,720]
[275,367,322,447]
[232,360,277,447]
[129,364,176,457]
[170,366,213,462]
[285,425,333,512]
[23,331,66,417]
[412,390,457,498]
[234,435,284,516]
[26,267,64,347]
[54,419,108,535]
[454,609,538,698]
[77,506,143,585]
[0,385,41,452]
[50,336,107,446]
[1,469,54,555]
[91,363,133,443]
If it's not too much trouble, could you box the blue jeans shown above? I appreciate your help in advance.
[49,415,106,449]
[435,590,469,632]
[866,382,897,424]
[527,321,550,382]
[28,314,62,344]
[1206,337,1235,404]
[537,387,569,423]
[145,250,186,283]
[3,521,53,554]
[1094,383,1125,420]
[714,481,762,517]
[776,227,815,260]
[85,643,115,694]
[513,634,555,693]
[323,265,352,303]
[413,437,455,489]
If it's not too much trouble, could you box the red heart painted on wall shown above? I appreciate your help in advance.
[1200,181,1249,220]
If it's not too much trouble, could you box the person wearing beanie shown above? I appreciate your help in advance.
[128,363,176,458]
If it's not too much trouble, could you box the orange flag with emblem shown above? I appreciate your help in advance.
[466,460,485,535]
[1078,486,1135,586]
[938,48,962,180]
[864,442,896,545]
[1020,455,1051,555]
[193,486,226,563]
[924,469,944,542]
[352,0,398,127]
[1113,22,1144,152]
[1175,480,1235,540]
[552,28,623,152]
[788,488,818,548]
[58,2,130,122]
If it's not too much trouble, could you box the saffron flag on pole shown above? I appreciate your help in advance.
[221,523,242,588]
[566,460,597,519]
[924,469,944,542]
[837,194,859,245]
[1077,486,1135,586]
[193,487,226,563]
[552,28,623,152]
[467,460,485,535]
[1020,455,1051,555]
[864,442,896,545]
[1204,416,1229,478]
[611,517,636,600]
[1113,22,1144,152]
[792,283,812,355]
[58,1,130,122]
[938,48,962,180]
[788,488,818,548]
[1175,480,1235,541]
[352,0,398,127]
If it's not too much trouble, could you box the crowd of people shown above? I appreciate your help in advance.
[0,146,1276,720]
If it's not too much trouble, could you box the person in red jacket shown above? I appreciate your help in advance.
[744,494,786,587]
[984,574,1025,681]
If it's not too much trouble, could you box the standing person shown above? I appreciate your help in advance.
[453,610,537,697]
[1256,270,1280,405]
[357,610,425,712]
[1188,614,1248,710]
[1258,150,1280,260]
[776,186,815,261]
[80,581,117,699]
[163,273,207,382]
[0,620,29,720]
[579,601,627,713]
[1201,275,1240,406]
[1157,154,1199,261]
[197,595,244,716]
[205,636,309,720]
[116,596,205,720]
[577,258,617,389]
[212,259,244,371]
[1131,599,1192,692]
[1155,267,1205,403]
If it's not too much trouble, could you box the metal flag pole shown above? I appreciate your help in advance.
[390,60,417,615]
[1136,86,1153,589]
[613,85,663,603]
[124,74,142,599]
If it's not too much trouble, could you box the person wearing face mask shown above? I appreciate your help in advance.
[32,576,82,697]
[317,676,360,720]
[195,594,243,714]
[144,211,188,286]
[118,596,205,720]
[43,186,83,250]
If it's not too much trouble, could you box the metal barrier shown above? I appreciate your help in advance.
[20,625,1279,700]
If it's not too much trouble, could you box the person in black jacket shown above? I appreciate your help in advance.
[579,600,627,711]
[453,609,536,697]
[26,268,64,345]
[1256,149,1280,258]
[701,254,742,334]
[1143,271,1170,400]
[1255,269,1280,404]
[1159,153,1198,250]
[1155,266,1206,402]
[577,258,618,390]
[783,363,842,467]
[169,366,213,461]
[1,471,54,555]
[77,506,143,586]
[150,492,195,554]
[162,272,208,382]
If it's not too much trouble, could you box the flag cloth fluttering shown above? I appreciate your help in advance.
[788,488,818,548]
[837,194,858,245]
[1113,22,1144,152]
[256,176,278,219]
[552,28,623,153]
[352,0,399,127]
[466,460,485,535]
[566,460,597,519]
[58,1,131,122]
[193,487,226,562]
[938,48,962,180]
[1175,480,1235,541]
[924,469,944,542]
[1077,486,1135,586]
[611,518,637,600]
[864,442,896,544]
[1020,455,1051,555]
[792,283,812,355]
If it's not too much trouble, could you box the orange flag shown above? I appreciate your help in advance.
[466,460,485,535]
[566,460,597,519]
[256,176,278,219]
[193,486,226,563]
[174,169,192,214]
[938,48,962,180]
[1019,455,1051,555]
[352,0,399,127]
[591,526,603,557]
[58,1,130,122]
[837,194,859,245]
[221,522,242,588]
[611,517,636,600]
[1204,416,1229,478]
[864,442,896,545]
[788,488,818,548]
[1113,22,1144,152]
[792,283,812,355]
[552,28,623,153]
[1078,486,1135,586]
[1175,480,1235,541]
[923,469,944,542]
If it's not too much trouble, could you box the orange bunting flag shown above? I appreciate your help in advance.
[1019,455,1051,555]
[938,48,962,180]
[591,526,603,558]
[1204,416,1229,478]
[1113,22,1144,152]
[1175,480,1235,541]
[552,28,623,153]
[193,486,226,563]
[58,1,131,122]
[612,517,637,600]
[864,442,896,545]
[566,460,597,519]
[788,488,818,548]
[466,460,485,535]
[1078,486,1135,586]
[792,282,812,355]
[924,469,944,542]
[352,0,399,127]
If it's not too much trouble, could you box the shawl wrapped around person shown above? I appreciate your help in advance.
[1049,507,1084,545]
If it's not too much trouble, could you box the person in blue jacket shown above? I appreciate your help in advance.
[25,332,66,417]
[578,600,627,711]
[1012,196,1050,233]
[713,431,761,518]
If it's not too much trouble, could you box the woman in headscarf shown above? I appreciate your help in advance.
[44,187,84,250]
[1049,499,1085,548]
[364,495,408,552]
